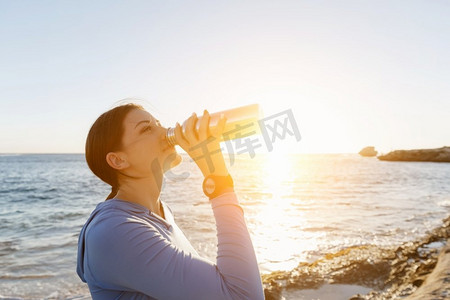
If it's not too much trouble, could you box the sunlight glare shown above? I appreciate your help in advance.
[250,153,319,272]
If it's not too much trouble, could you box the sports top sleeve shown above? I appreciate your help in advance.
[83,191,264,299]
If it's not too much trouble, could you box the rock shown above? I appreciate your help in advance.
[359,146,378,157]
[378,146,450,162]
[405,241,450,300]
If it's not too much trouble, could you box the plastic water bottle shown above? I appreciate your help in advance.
[166,103,263,146]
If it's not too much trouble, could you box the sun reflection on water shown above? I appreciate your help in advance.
[247,153,322,273]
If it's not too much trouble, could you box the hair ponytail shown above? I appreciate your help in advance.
[85,103,144,200]
[106,186,118,200]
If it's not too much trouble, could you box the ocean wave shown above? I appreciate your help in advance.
[27,194,49,200]
[47,211,86,221]
[262,215,450,300]
[0,274,53,280]
[302,226,339,232]
[438,199,450,207]
[0,187,37,194]
[0,241,19,256]
[0,296,24,300]
[0,292,91,300]
[27,240,78,252]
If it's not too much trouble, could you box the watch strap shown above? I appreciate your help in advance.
[202,174,234,200]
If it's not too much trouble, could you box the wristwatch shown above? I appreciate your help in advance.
[202,174,234,200]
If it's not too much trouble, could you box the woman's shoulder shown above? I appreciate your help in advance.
[84,199,158,237]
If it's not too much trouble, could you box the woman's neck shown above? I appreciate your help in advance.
[114,175,164,218]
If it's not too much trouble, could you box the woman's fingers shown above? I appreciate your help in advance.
[212,114,227,138]
[174,122,190,148]
[184,112,199,144]
[175,110,225,151]
[198,109,210,141]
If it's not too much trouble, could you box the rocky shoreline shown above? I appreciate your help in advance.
[405,240,450,300]
[378,146,450,162]
[262,216,450,300]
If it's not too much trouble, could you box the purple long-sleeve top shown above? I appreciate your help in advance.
[76,191,264,299]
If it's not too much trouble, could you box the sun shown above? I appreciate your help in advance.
[261,153,292,197]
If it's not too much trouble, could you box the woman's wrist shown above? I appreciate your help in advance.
[202,168,229,177]
[197,156,229,177]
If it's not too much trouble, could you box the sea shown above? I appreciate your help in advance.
[0,153,449,299]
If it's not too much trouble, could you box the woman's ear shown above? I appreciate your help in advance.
[106,152,129,170]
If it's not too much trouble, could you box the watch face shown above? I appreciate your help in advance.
[204,178,216,195]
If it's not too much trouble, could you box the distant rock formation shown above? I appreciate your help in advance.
[378,146,450,162]
[359,146,378,157]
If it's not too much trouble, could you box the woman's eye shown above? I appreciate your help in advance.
[142,125,152,133]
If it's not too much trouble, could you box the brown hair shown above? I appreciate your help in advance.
[85,103,144,200]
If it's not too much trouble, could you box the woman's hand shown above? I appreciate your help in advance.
[174,110,229,177]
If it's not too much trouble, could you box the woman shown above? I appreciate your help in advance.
[76,103,264,299]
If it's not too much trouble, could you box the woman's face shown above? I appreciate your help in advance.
[118,108,182,178]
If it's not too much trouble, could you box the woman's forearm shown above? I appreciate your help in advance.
[211,191,264,299]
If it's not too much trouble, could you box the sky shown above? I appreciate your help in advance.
[0,0,449,154]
